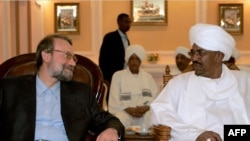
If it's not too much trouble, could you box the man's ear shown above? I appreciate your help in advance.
[217,52,225,62]
[41,51,51,62]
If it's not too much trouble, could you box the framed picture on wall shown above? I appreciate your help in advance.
[54,3,80,34]
[131,0,167,26]
[218,3,243,35]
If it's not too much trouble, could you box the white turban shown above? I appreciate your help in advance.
[189,23,235,61]
[232,48,240,60]
[125,44,146,62]
[174,46,191,59]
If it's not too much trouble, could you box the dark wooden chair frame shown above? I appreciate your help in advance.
[0,53,105,104]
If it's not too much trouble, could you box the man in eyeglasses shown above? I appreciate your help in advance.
[0,34,124,141]
[150,23,250,141]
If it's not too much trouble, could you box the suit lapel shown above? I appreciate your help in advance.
[60,82,78,140]
[61,82,76,117]
[22,76,37,134]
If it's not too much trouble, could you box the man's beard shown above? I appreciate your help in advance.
[52,65,74,81]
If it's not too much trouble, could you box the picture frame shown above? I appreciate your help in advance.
[54,3,80,34]
[131,0,167,26]
[218,3,243,35]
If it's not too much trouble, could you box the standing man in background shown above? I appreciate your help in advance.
[99,13,132,86]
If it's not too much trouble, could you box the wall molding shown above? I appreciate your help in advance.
[78,49,250,66]
[1,1,13,62]
[143,50,250,66]
[196,0,207,23]
[91,0,102,55]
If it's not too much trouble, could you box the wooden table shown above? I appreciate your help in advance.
[124,133,154,141]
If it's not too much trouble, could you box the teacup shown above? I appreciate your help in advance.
[141,124,149,133]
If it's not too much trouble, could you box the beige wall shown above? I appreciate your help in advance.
[1,0,250,65]
[43,1,92,52]
[43,0,196,52]
[42,0,250,65]
[130,1,195,51]
[206,0,250,64]
[207,0,250,51]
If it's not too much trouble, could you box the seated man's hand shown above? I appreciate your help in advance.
[124,106,150,118]
[124,107,144,118]
[196,131,222,141]
[124,107,137,116]
[96,128,119,141]
[136,105,150,115]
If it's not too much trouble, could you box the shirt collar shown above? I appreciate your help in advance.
[36,75,60,96]
[118,29,127,37]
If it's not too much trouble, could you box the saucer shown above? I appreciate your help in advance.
[127,125,141,132]
[136,131,150,136]
[126,130,136,135]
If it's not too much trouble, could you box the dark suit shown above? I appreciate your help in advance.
[99,30,130,84]
[0,75,124,141]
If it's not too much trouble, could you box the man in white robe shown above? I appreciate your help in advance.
[170,46,192,76]
[223,47,240,70]
[109,44,158,129]
[150,23,250,141]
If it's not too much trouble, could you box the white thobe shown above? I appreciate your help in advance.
[109,68,158,128]
[150,65,250,141]
[170,66,181,76]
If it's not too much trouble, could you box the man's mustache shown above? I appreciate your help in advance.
[64,65,75,71]
[192,61,202,65]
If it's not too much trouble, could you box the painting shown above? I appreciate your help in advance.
[218,3,243,35]
[131,0,167,26]
[54,3,79,34]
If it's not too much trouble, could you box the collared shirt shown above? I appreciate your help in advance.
[118,29,129,69]
[118,29,129,49]
[35,75,68,141]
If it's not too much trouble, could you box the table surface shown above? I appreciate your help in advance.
[124,133,154,141]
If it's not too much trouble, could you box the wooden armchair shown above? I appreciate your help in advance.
[0,53,106,141]
[0,53,105,104]
[163,65,173,87]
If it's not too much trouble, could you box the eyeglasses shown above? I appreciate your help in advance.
[188,49,215,57]
[52,49,78,62]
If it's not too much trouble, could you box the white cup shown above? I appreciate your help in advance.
[141,123,148,133]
